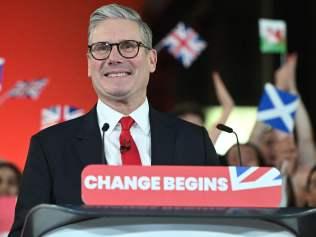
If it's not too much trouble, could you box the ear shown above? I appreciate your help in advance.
[148,49,157,73]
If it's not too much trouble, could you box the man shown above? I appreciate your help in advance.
[9,4,218,236]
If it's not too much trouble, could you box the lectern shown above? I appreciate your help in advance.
[20,165,313,236]
[21,204,316,237]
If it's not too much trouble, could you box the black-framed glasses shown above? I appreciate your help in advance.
[88,40,151,60]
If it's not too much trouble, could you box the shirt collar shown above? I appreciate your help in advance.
[130,99,150,135]
[96,98,150,135]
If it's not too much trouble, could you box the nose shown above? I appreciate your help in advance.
[107,45,123,65]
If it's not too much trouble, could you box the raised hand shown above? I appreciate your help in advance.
[212,71,234,110]
[275,53,298,93]
[208,72,235,143]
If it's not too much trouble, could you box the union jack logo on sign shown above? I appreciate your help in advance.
[162,22,207,68]
[41,105,84,129]
[229,166,282,191]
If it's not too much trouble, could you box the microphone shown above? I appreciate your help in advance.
[120,139,131,153]
[101,123,110,164]
[216,124,242,166]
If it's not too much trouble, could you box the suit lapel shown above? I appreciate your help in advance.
[150,107,176,165]
[73,105,176,166]
[74,106,106,166]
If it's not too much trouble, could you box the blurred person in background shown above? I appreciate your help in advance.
[0,162,21,196]
[274,54,316,167]
[172,101,205,127]
[251,53,315,206]
[250,124,277,166]
[305,166,316,207]
[173,71,235,143]
[225,142,265,167]
[275,54,315,207]
[252,54,315,170]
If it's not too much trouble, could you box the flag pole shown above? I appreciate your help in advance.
[280,53,286,66]
[280,39,287,65]
[153,40,165,53]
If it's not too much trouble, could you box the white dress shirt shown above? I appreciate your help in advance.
[96,99,151,166]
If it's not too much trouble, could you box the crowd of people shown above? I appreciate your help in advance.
[173,54,316,207]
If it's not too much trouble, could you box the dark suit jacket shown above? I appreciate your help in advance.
[9,106,218,236]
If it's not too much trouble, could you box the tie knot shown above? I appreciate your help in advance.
[119,116,134,130]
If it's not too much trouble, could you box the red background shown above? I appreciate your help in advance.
[0,0,144,170]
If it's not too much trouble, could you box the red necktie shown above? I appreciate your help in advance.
[119,116,141,165]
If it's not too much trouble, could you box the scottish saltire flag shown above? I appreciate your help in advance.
[257,83,299,133]
[0,58,5,91]
[41,105,84,129]
[161,22,207,68]
[229,166,281,191]
[8,78,48,99]
[259,19,287,54]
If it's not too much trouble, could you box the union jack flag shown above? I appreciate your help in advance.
[161,22,207,68]
[0,58,5,92]
[229,166,282,191]
[257,83,299,133]
[8,77,48,100]
[41,105,84,129]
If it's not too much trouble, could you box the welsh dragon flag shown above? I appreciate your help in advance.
[259,19,287,54]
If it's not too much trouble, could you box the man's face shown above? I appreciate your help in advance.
[87,19,157,105]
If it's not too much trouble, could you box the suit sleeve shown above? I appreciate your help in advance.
[9,135,53,237]
[201,127,220,166]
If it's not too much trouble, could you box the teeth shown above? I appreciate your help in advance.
[106,72,129,77]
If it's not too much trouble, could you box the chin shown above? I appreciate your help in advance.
[106,91,131,101]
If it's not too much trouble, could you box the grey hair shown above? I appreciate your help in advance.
[88,4,152,48]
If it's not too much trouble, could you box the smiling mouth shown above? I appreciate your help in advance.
[104,72,132,78]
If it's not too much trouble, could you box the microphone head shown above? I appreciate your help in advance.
[216,124,233,133]
[102,123,110,132]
